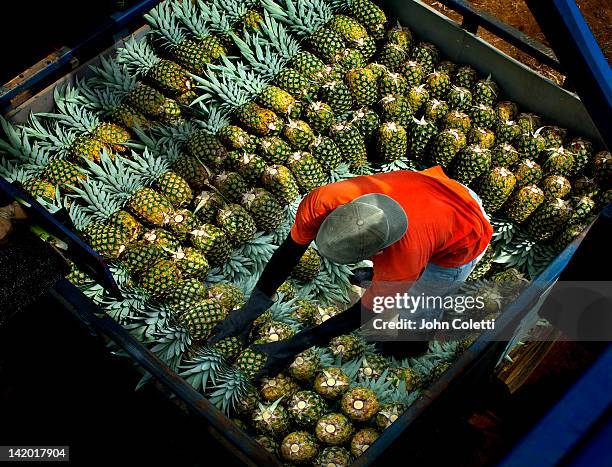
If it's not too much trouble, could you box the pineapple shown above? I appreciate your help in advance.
[283,120,316,150]
[120,241,163,274]
[447,86,473,111]
[308,27,347,63]
[255,435,278,456]
[290,51,327,84]
[277,281,297,301]
[313,368,350,400]
[410,42,439,75]
[451,145,492,185]
[377,122,408,162]
[257,321,296,343]
[314,447,352,467]
[211,172,249,203]
[292,247,322,282]
[469,104,497,130]
[304,102,335,134]
[227,152,266,185]
[329,335,364,362]
[261,165,301,205]
[377,43,407,71]
[189,224,232,266]
[350,428,379,457]
[167,209,196,238]
[422,99,450,123]
[236,103,281,136]
[257,136,293,165]
[319,80,353,114]
[274,68,314,100]
[142,228,180,251]
[42,159,85,192]
[359,354,389,379]
[193,191,224,224]
[491,143,520,168]
[443,110,472,134]
[330,122,368,169]
[593,151,612,188]
[572,176,599,198]
[399,60,425,87]
[541,175,571,199]
[346,67,378,107]
[180,298,226,340]
[315,413,354,445]
[166,278,208,314]
[475,167,516,213]
[541,126,567,149]
[218,125,257,152]
[260,373,300,402]
[525,198,573,241]
[280,432,319,463]
[70,135,108,163]
[20,177,57,201]
[349,0,387,40]
[569,196,595,224]
[314,305,342,325]
[428,128,467,168]
[514,159,543,188]
[473,77,499,106]
[424,71,451,99]
[186,130,228,168]
[379,94,413,127]
[171,247,209,279]
[351,107,381,141]
[333,48,366,73]
[252,399,291,437]
[437,60,458,75]
[494,101,519,122]
[82,222,129,260]
[287,151,326,192]
[127,187,174,226]
[408,117,438,160]
[341,386,380,422]
[407,85,430,113]
[154,171,192,208]
[389,366,422,390]
[171,154,208,191]
[289,349,321,381]
[495,120,521,144]
[108,210,142,242]
[288,390,327,427]
[552,223,587,252]
[258,85,301,118]
[126,83,181,122]
[542,147,575,177]
[206,283,245,311]
[567,137,593,176]
[504,185,545,223]
[310,136,344,172]
[216,204,257,246]
[516,131,546,160]
[242,188,283,232]
[516,113,542,133]
[468,127,496,149]
[137,258,182,298]
[453,65,479,89]
[374,402,406,430]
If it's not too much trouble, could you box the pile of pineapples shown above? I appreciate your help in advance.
[1,0,610,464]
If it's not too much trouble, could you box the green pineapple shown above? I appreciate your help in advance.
[313,368,350,400]
[128,187,174,226]
[469,104,497,130]
[109,103,151,130]
[217,125,257,152]
[42,159,84,192]
[491,143,520,168]
[349,0,387,40]
[142,228,180,251]
[494,101,518,122]
[377,122,408,162]
[193,191,224,224]
[429,128,467,168]
[495,119,521,144]
[280,431,319,463]
[408,117,438,160]
[567,137,593,176]
[82,222,129,260]
[171,247,209,279]
[541,175,571,199]
[108,210,142,242]
[260,373,300,402]
[236,345,269,381]
[171,154,208,191]
[377,44,407,71]
[258,85,301,118]
[386,23,413,49]
[468,127,496,149]
[186,130,228,168]
[211,172,249,203]
[189,224,232,266]
[257,136,293,165]
[167,209,196,239]
[287,151,327,192]
[437,60,458,76]
[593,151,612,188]
[516,131,546,160]
[540,126,567,149]
[330,122,368,169]
[346,67,379,107]
[315,413,354,445]
[473,77,499,106]
[466,245,494,280]
[154,171,193,208]
[236,102,281,136]
[69,135,108,163]
[451,145,492,185]
[304,101,335,134]
[569,196,595,224]
[374,402,406,430]
[425,71,451,99]
[329,335,364,362]
[475,167,516,213]
[240,9,264,31]
[526,197,573,241]
[283,120,316,150]
[216,204,257,246]
[379,94,413,127]
[516,113,542,133]
[542,146,575,177]
[241,188,283,232]
[227,152,266,185]
[315,447,352,467]
[277,281,297,301]
[206,283,245,311]
[514,159,543,188]
[127,83,181,122]
[288,390,327,427]
[453,65,479,89]
[447,86,473,111]
[572,176,599,198]
[319,80,353,114]
[213,337,243,363]
[137,258,182,298]
[379,72,408,96]
[350,428,379,457]
[180,298,226,340]
[552,223,587,252]
[333,48,366,73]
[359,354,389,379]
[308,27,347,62]
[407,84,430,113]
[310,136,343,171]
[274,68,314,100]
[351,107,381,141]
[288,348,321,382]
[290,51,328,84]
[423,99,450,123]
[410,42,439,75]
[166,278,208,314]
[292,247,321,282]
[443,110,472,134]
[252,399,291,437]
[261,165,301,205]
[341,386,380,422]
[314,305,343,325]
[399,60,425,87]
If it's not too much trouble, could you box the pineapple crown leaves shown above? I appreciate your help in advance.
[266,297,300,328]
[80,150,144,199]
[490,216,519,247]
[116,36,161,76]
[209,367,253,413]
[143,1,187,49]
[327,0,352,12]
[262,0,332,38]
[194,0,233,35]
[208,0,258,26]
[493,229,555,278]
[298,270,351,305]
[216,252,255,284]
[68,179,125,222]
[190,105,232,134]
[37,85,101,133]
[316,346,336,366]
[179,346,232,392]
[235,232,279,274]
[73,78,122,115]
[256,11,301,60]
[123,147,172,184]
[149,325,193,364]
[171,0,213,39]
[63,198,94,231]
[89,57,137,96]
[230,31,287,79]
[0,116,52,167]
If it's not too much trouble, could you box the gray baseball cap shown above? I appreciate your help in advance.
[316,194,408,264]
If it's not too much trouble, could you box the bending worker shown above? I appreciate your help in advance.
[209,166,493,377]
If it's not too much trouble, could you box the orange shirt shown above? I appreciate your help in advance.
[290,166,493,283]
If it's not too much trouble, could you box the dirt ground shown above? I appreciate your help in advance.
[422,0,612,86]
